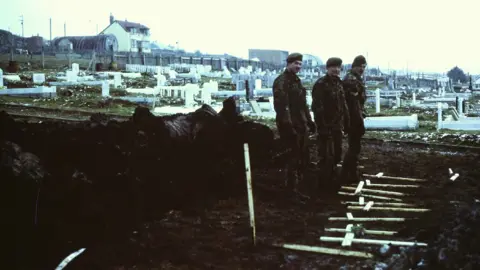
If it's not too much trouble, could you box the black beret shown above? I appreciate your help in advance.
[286,53,303,63]
[352,55,367,67]
[326,57,343,68]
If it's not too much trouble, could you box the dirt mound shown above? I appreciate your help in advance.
[2,101,274,269]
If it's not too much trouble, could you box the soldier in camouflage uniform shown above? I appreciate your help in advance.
[311,57,349,182]
[341,55,368,183]
[273,53,316,191]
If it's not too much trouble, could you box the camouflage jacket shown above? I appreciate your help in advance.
[343,70,366,134]
[272,70,312,131]
[311,74,349,131]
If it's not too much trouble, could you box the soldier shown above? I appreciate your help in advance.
[272,53,316,191]
[341,55,367,183]
[311,57,349,183]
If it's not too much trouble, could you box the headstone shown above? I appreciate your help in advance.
[113,73,122,87]
[66,70,77,82]
[157,74,166,86]
[458,98,464,115]
[396,93,401,108]
[72,63,80,75]
[375,89,381,113]
[255,79,262,90]
[168,70,177,79]
[412,92,416,105]
[437,102,443,131]
[102,81,110,97]
[184,87,194,107]
[33,73,46,84]
[201,88,211,105]
[0,68,3,87]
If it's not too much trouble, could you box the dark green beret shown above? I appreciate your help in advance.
[286,53,303,63]
[352,55,367,67]
[326,57,343,68]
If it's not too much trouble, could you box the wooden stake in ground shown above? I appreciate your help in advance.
[363,174,426,182]
[272,243,374,259]
[341,186,408,196]
[342,201,416,207]
[329,217,406,222]
[347,206,431,212]
[55,248,86,270]
[338,191,403,202]
[325,228,397,236]
[319,237,428,247]
[243,143,256,246]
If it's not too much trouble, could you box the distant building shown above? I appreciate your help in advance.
[302,54,323,67]
[248,49,289,66]
[52,35,118,53]
[100,13,151,53]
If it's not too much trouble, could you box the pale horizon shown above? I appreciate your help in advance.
[2,0,479,74]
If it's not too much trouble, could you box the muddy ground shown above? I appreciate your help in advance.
[4,109,480,270]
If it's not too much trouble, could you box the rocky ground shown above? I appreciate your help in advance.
[3,103,480,269]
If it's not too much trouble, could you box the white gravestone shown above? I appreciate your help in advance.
[72,63,80,75]
[255,79,262,90]
[66,71,77,82]
[0,68,3,87]
[33,73,46,84]
[157,74,166,86]
[102,81,110,97]
[113,73,122,87]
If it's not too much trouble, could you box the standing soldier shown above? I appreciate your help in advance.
[341,55,367,183]
[311,57,349,183]
[273,53,316,191]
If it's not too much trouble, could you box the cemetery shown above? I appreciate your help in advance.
[2,61,480,269]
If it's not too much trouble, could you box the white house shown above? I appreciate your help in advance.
[100,14,151,53]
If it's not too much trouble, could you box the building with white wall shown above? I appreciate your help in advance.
[100,13,151,53]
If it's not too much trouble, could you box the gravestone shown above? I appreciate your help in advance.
[0,68,3,87]
[184,84,199,107]
[33,73,46,84]
[113,73,122,87]
[102,81,110,97]
[201,88,212,105]
[72,63,80,75]
[157,74,166,86]
[255,79,262,90]
[66,71,77,82]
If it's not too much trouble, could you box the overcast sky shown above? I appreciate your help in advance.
[2,0,479,74]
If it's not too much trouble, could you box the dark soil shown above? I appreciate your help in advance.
[3,104,480,269]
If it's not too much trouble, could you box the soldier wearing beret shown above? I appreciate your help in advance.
[341,55,367,183]
[311,57,349,184]
[272,52,316,191]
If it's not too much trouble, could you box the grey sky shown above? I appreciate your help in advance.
[2,0,478,74]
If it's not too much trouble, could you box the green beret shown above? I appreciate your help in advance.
[326,57,343,68]
[352,55,367,67]
[286,53,303,63]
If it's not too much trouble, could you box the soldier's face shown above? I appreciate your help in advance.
[353,64,367,76]
[287,60,302,73]
[327,66,341,77]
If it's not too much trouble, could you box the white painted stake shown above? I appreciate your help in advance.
[319,237,428,247]
[341,186,408,196]
[342,201,416,207]
[348,206,431,212]
[325,228,397,236]
[363,174,426,182]
[365,179,371,186]
[243,143,256,246]
[338,192,403,202]
[363,201,374,211]
[329,217,406,222]
[342,224,354,246]
[450,173,459,181]
[359,196,365,205]
[272,243,374,258]
[376,172,384,177]
[448,168,453,175]
[55,248,86,270]
[351,183,420,188]
[354,181,365,195]
[346,212,354,220]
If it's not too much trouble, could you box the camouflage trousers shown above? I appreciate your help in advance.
[279,127,309,190]
[341,132,363,183]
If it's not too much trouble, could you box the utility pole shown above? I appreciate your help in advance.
[20,15,24,38]
[49,18,52,43]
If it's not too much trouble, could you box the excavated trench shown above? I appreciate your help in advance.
[4,102,480,269]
